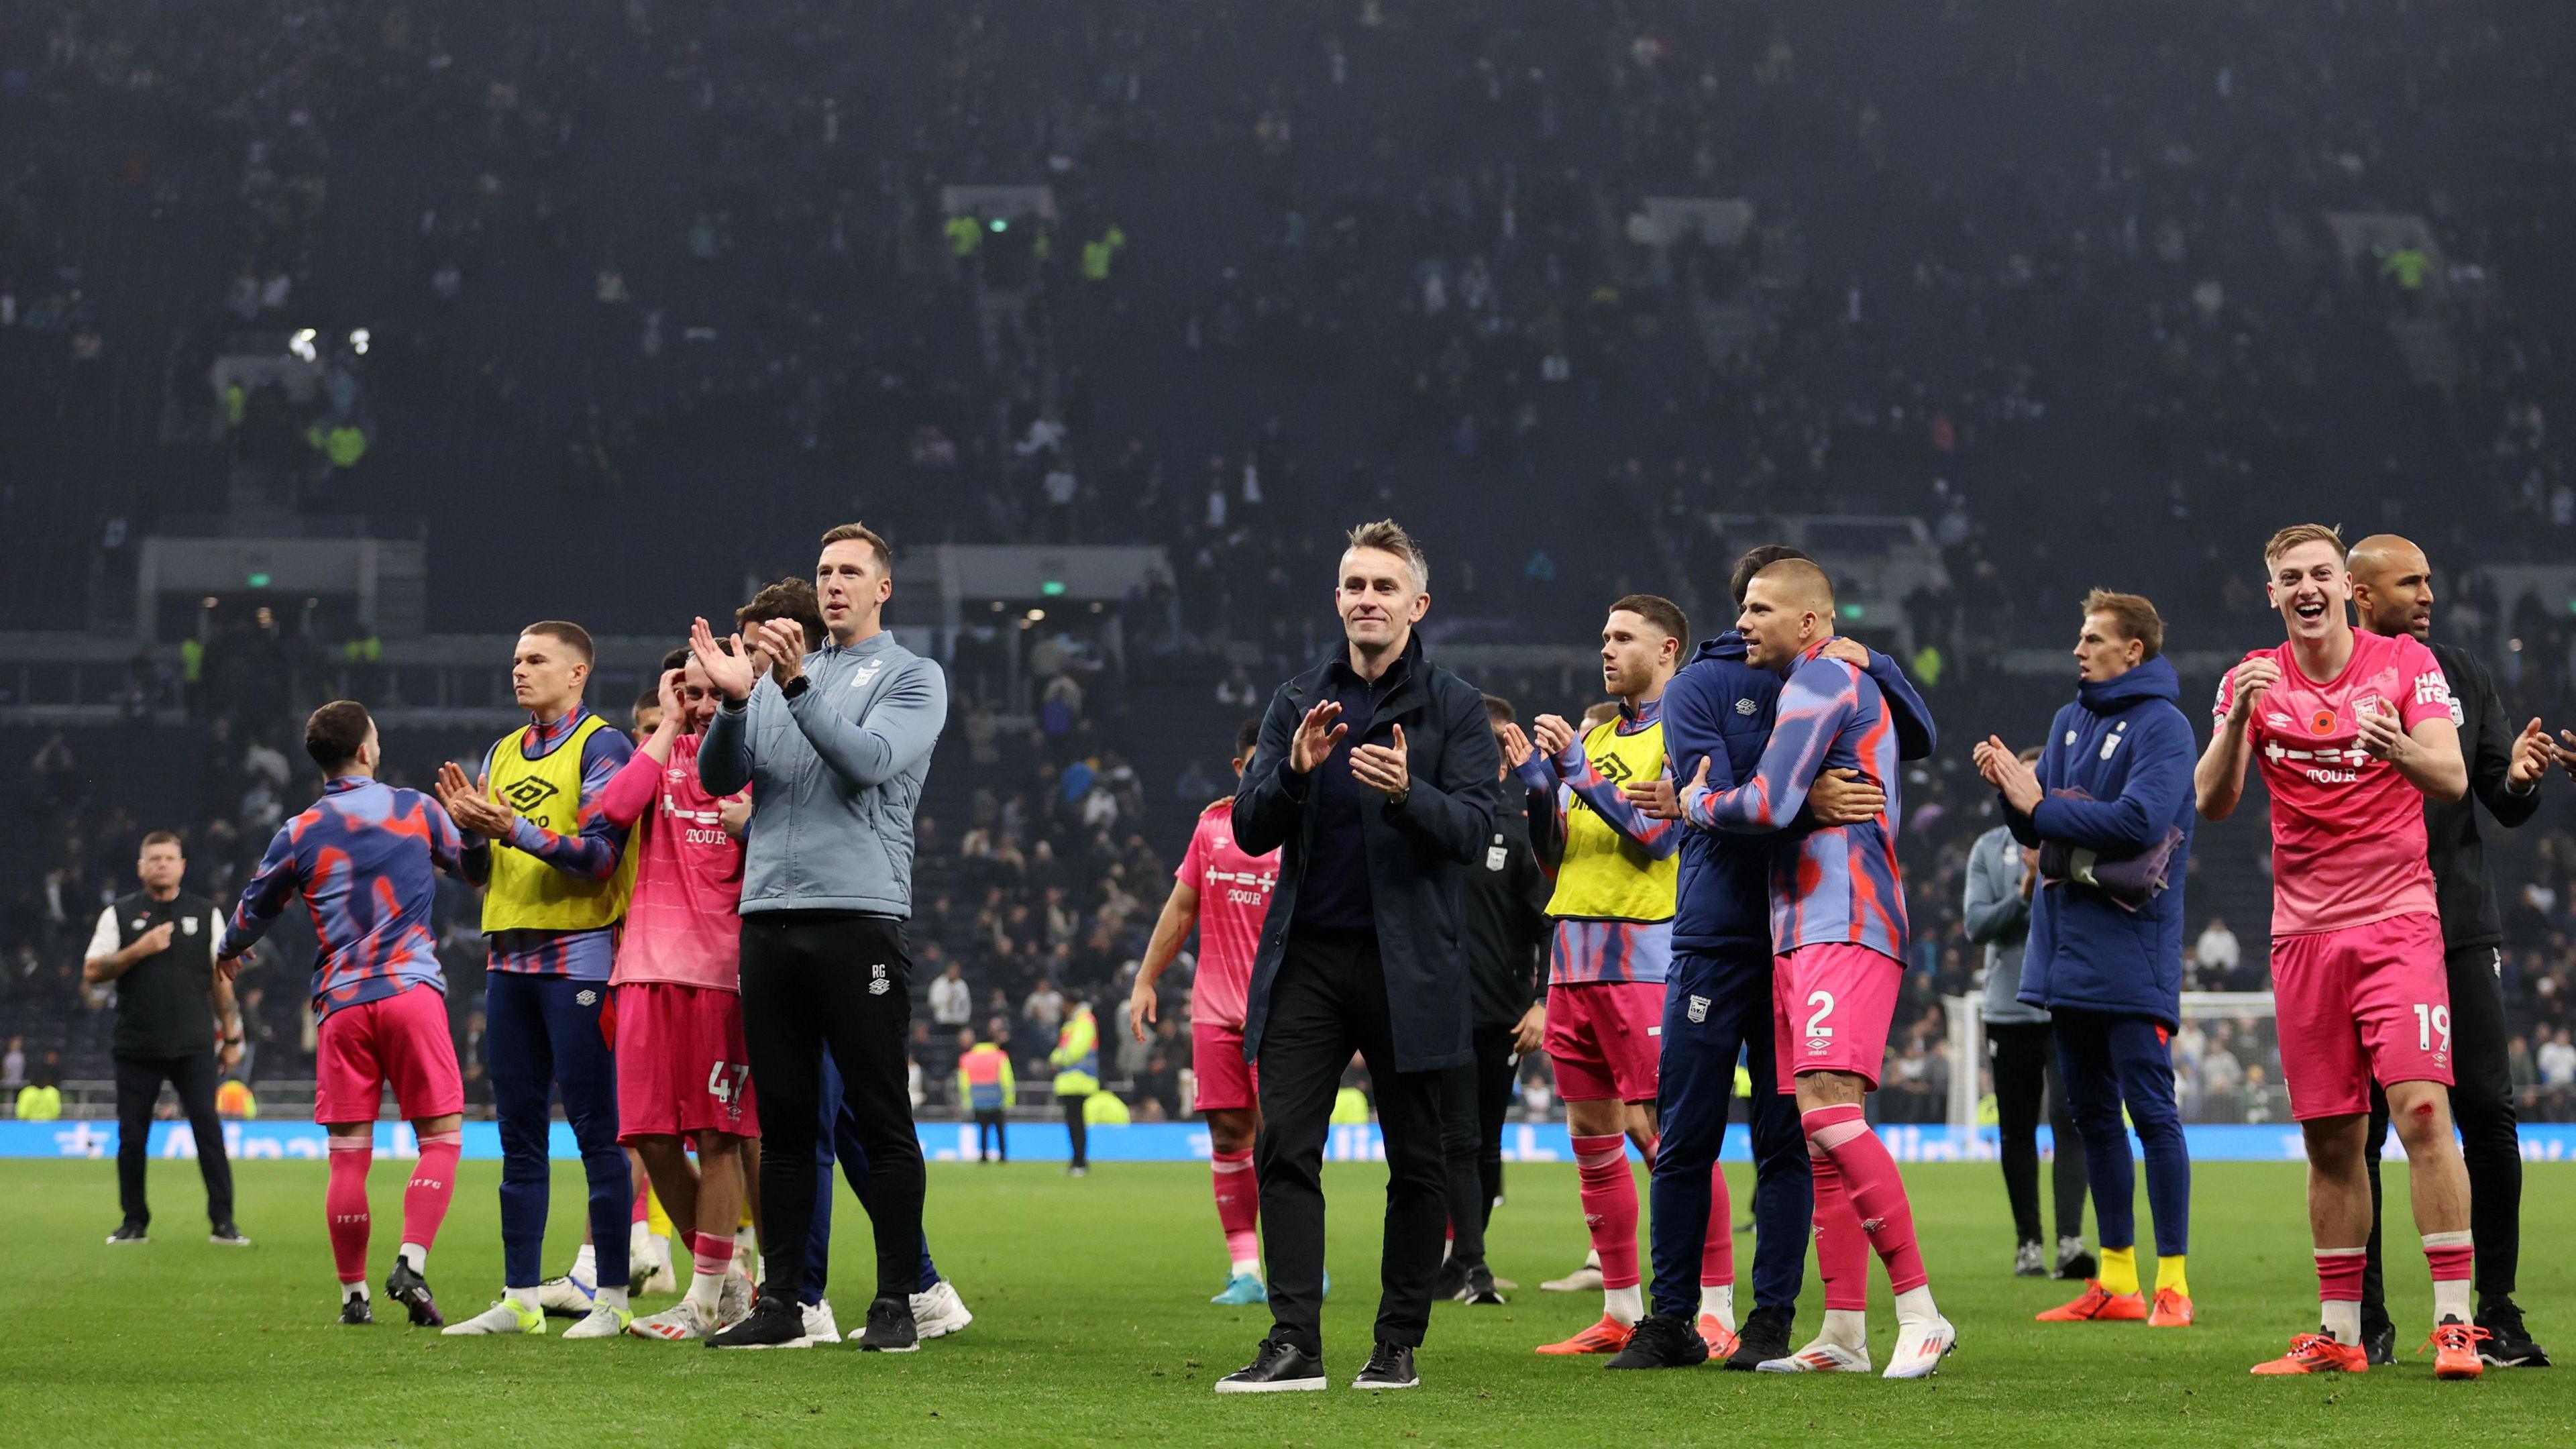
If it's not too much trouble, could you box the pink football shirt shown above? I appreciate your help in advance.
[2212,629,2451,936]
[598,731,748,991]
[1177,798,1278,1030]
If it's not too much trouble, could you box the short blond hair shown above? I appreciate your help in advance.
[819,521,894,573]
[2262,523,2345,570]
[1748,557,1834,616]
[1343,518,1428,593]
[2080,589,2164,660]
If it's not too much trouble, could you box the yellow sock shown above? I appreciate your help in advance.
[2099,1246,2139,1295]
[2154,1252,2188,1298]
[644,1186,674,1242]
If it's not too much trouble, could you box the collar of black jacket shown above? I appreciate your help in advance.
[1290,631,1430,715]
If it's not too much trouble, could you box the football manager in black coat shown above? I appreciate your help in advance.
[1216,519,1501,1395]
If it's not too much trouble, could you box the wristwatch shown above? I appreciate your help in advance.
[780,676,812,700]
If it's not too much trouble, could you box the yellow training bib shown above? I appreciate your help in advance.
[479,714,637,933]
[1542,716,1678,923]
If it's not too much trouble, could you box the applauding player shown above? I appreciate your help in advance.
[2196,525,2482,1379]
[437,622,638,1340]
[1510,596,1733,1358]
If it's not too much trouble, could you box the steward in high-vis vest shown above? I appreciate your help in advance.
[957,1036,1015,1163]
[435,619,640,1335]
[1052,1001,1101,1175]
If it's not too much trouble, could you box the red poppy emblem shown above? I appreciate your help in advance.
[2308,708,2337,735]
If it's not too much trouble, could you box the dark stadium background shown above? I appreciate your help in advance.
[7,0,2576,1126]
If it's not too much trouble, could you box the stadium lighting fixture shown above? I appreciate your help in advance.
[288,328,318,362]
[349,327,370,355]
[1025,608,1046,622]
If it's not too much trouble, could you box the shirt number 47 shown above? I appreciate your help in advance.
[707,1061,752,1105]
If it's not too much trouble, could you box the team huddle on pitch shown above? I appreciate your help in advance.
[203,516,2556,1386]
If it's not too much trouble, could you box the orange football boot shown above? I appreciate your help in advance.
[2036,1281,2149,1322]
[1536,1316,1635,1355]
[1697,1315,1741,1360]
[2426,1319,2488,1381]
[2147,1288,2195,1328]
[2251,1332,2369,1375]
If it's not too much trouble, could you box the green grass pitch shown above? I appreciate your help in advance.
[5,1158,2569,1447]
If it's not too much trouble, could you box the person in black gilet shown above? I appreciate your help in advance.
[82,831,246,1245]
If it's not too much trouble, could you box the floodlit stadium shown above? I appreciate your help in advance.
[5,3,2575,1444]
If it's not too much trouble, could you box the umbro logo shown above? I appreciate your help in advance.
[500,776,560,812]
[576,989,598,1006]
[1734,698,1758,716]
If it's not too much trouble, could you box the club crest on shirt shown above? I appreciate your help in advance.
[1485,843,1508,872]
[1686,995,1709,1024]
[180,917,199,935]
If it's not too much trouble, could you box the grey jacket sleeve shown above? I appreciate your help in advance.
[1961,830,2029,946]
[787,657,949,788]
[700,693,755,796]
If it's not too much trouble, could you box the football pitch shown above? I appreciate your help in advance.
[7,1159,2569,1448]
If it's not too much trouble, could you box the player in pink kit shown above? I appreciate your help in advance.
[1663,559,1955,1379]
[2196,523,2483,1380]
[603,649,763,1342]
[1130,719,1280,1305]
[217,701,471,1328]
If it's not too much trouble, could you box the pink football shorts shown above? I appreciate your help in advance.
[614,981,759,1141]
[2271,911,2453,1121]
[1771,943,1902,1093]
[315,981,464,1124]
[1192,1020,1260,1114]
[1545,980,1666,1104]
